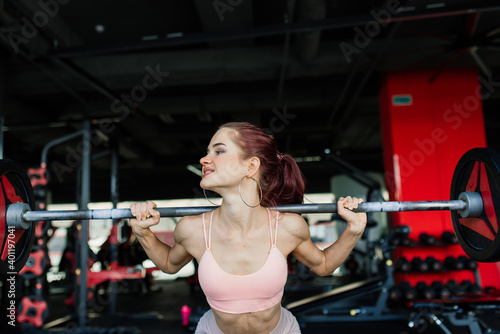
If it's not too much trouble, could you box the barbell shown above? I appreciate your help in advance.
[0,148,499,275]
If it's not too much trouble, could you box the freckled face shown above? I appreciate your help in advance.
[199,128,248,191]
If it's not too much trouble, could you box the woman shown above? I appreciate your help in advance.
[130,122,366,334]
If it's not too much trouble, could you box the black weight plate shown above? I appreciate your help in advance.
[451,148,500,262]
[0,160,36,274]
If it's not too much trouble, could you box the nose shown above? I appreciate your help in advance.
[200,154,211,165]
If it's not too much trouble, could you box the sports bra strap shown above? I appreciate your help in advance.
[202,212,207,249]
[266,209,272,246]
[202,211,215,250]
[209,210,214,249]
[273,210,279,246]
[266,209,279,247]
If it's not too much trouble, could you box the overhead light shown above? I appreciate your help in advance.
[426,3,445,9]
[294,156,322,163]
[95,24,105,33]
[159,113,174,124]
[186,165,202,177]
[166,32,183,38]
[142,35,159,41]
[397,6,415,13]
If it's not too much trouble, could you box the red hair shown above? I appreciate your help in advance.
[219,122,305,206]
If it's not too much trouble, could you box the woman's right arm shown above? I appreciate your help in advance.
[130,201,193,274]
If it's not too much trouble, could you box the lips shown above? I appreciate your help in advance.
[202,167,214,177]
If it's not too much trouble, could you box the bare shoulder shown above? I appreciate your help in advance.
[276,212,310,241]
[175,214,204,241]
[174,213,206,259]
[272,212,310,256]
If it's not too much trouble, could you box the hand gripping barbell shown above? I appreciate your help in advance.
[0,148,499,275]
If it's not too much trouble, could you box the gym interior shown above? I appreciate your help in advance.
[1,1,500,333]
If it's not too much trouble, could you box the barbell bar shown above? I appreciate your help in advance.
[2,193,477,229]
[0,148,499,276]
[5,193,480,229]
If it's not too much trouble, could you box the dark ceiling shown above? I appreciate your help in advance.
[1,0,500,204]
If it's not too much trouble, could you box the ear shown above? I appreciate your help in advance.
[247,157,261,178]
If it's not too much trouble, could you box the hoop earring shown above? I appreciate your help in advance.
[239,176,262,208]
[203,188,221,206]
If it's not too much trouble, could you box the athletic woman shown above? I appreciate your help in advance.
[130,122,367,333]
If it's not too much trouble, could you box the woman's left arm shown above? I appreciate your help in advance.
[291,196,367,276]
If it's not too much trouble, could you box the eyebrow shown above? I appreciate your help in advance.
[207,142,227,152]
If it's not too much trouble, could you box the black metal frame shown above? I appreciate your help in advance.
[284,226,500,333]
[286,256,406,326]
[409,304,500,334]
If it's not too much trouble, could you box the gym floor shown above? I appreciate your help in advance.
[10,274,500,334]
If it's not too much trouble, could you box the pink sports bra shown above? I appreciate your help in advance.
[198,209,288,314]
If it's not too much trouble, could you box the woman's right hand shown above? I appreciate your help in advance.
[129,201,161,236]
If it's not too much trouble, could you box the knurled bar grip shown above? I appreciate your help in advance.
[19,199,469,222]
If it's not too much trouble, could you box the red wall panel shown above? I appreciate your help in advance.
[379,68,500,295]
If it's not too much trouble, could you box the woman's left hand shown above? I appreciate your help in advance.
[337,196,367,235]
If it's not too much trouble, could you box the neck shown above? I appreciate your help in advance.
[216,191,264,230]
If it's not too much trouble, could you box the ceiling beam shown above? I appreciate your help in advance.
[16,0,84,48]
[194,0,254,47]
[295,0,327,62]
[49,2,500,59]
